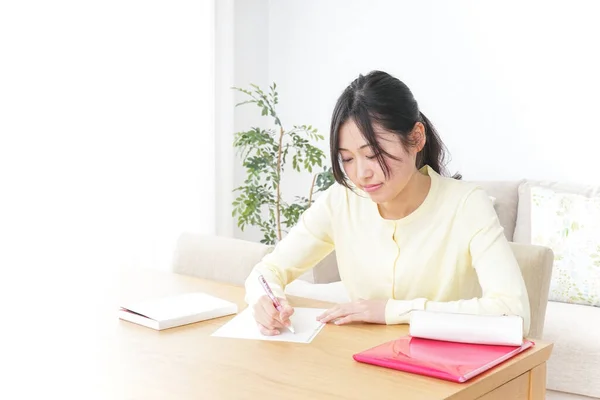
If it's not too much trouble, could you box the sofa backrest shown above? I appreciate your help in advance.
[470,180,523,241]
[172,233,273,285]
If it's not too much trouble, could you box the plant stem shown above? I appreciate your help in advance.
[308,173,317,205]
[275,126,284,241]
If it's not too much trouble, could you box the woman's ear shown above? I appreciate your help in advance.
[411,122,426,153]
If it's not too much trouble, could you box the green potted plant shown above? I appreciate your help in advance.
[232,83,334,245]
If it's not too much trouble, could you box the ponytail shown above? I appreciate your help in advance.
[418,112,462,180]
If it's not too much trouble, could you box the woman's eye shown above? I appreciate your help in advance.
[341,158,353,163]
[366,154,379,160]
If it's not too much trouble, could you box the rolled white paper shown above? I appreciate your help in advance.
[409,310,524,346]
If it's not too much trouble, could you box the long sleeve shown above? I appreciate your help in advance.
[244,185,338,305]
[385,187,531,335]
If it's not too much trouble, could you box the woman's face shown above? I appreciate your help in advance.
[338,119,424,204]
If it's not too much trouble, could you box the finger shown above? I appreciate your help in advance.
[257,317,285,330]
[278,311,293,327]
[317,306,339,321]
[320,307,354,324]
[259,295,281,318]
[257,322,280,336]
[333,313,360,326]
[255,301,285,330]
[278,300,295,324]
[278,299,294,317]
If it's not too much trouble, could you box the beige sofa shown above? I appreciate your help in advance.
[171,181,596,399]
[474,180,600,400]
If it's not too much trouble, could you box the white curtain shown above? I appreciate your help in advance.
[0,0,216,274]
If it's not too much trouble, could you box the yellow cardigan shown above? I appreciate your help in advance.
[244,166,531,335]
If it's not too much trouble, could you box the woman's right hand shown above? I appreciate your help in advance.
[252,295,295,336]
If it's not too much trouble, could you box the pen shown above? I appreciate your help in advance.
[258,275,295,334]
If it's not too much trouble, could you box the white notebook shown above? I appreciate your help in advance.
[118,292,238,331]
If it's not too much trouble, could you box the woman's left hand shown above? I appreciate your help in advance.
[317,299,387,325]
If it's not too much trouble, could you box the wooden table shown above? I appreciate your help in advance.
[88,268,552,399]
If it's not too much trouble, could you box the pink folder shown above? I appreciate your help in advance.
[353,336,534,383]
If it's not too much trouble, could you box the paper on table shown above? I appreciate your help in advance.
[409,310,524,346]
[211,307,327,343]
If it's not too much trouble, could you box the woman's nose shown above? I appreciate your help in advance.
[357,158,374,180]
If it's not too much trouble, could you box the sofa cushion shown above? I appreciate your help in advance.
[546,390,598,400]
[470,180,522,241]
[544,301,600,398]
[514,180,600,243]
[526,186,600,306]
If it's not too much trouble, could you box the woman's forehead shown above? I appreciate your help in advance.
[339,120,397,150]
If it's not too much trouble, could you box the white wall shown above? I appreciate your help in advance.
[215,0,236,238]
[265,0,600,186]
[230,0,272,241]
[0,1,216,275]
[230,0,600,243]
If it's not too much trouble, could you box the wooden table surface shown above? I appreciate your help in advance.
[79,268,553,400]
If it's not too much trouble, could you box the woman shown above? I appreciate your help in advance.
[244,70,530,336]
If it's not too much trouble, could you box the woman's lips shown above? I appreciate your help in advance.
[363,183,383,193]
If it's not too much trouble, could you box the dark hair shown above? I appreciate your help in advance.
[330,70,461,187]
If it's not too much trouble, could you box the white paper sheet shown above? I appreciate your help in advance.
[409,310,524,346]
[211,307,327,343]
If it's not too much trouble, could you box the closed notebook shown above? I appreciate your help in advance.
[353,336,534,383]
[118,292,237,331]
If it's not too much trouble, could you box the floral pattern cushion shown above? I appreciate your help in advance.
[530,186,600,307]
